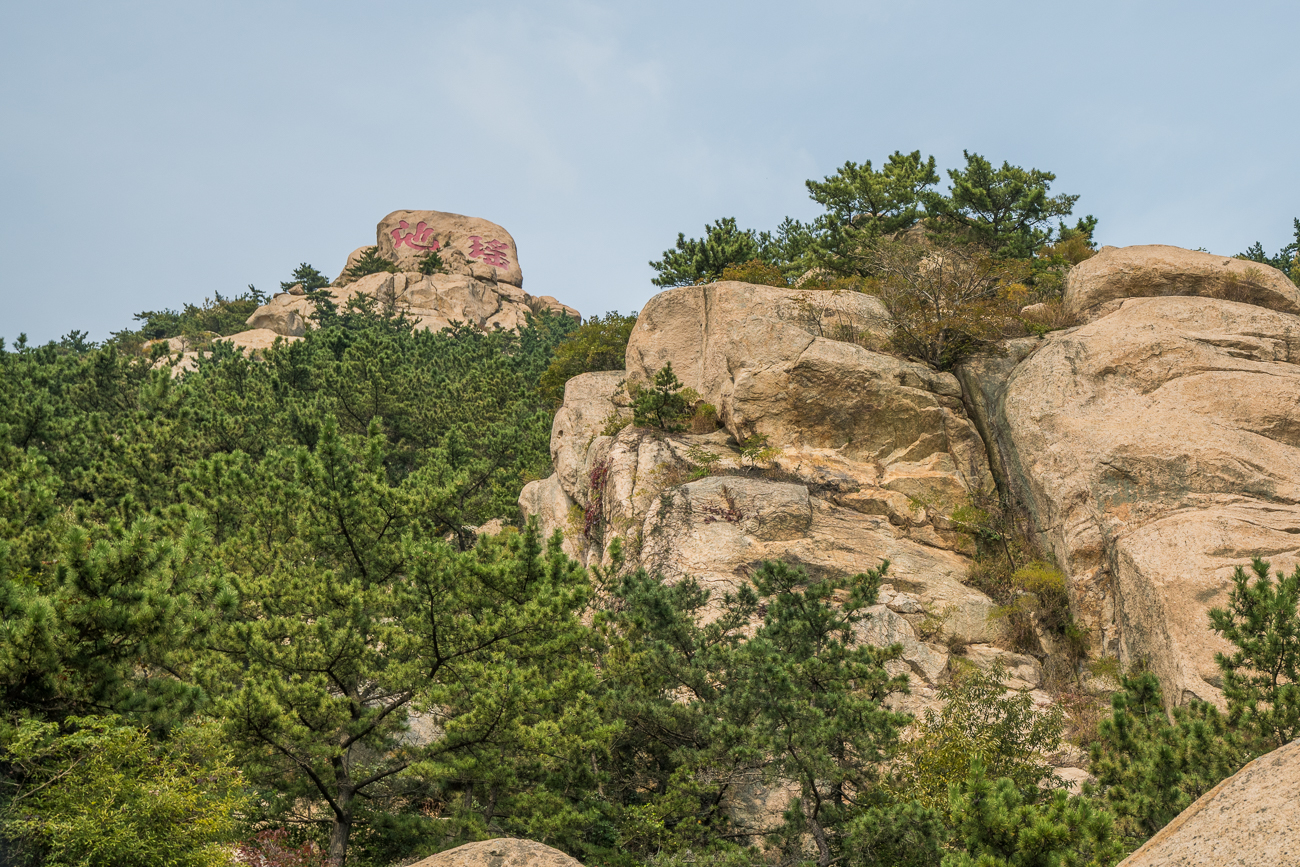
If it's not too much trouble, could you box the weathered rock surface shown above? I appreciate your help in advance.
[156,329,303,375]
[980,295,1300,704]
[1117,739,1300,867]
[522,283,1006,698]
[410,838,583,867]
[1064,244,1300,322]
[625,282,993,508]
[245,271,578,338]
[373,209,524,288]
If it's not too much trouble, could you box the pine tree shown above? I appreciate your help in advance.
[1087,671,1248,845]
[943,762,1122,867]
[1209,557,1300,749]
[631,362,690,432]
[649,218,765,287]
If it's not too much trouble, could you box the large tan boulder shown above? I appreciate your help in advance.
[1064,244,1300,322]
[995,295,1300,704]
[215,328,301,354]
[522,284,1011,695]
[245,272,578,338]
[625,282,993,507]
[374,209,524,287]
[409,839,583,867]
[1118,739,1300,867]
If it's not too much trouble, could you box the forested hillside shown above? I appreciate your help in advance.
[3,171,1300,867]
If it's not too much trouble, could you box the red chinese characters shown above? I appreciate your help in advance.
[390,220,440,251]
[468,235,511,269]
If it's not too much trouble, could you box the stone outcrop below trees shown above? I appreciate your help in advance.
[1116,738,1300,866]
[411,839,584,867]
[524,247,1300,724]
[521,282,1021,714]
[196,209,579,352]
[245,270,578,337]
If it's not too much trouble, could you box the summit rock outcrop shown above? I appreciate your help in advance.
[232,209,577,345]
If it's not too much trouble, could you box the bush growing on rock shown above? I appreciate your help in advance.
[631,363,691,432]
[342,246,398,281]
[865,239,1030,368]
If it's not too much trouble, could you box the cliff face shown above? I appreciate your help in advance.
[523,246,1300,717]
[521,281,1047,720]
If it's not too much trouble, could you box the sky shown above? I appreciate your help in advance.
[2,0,1298,344]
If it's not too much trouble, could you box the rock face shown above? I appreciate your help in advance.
[245,271,578,338]
[409,839,583,867]
[522,282,1004,704]
[966,294,1300,705]
[625,283,992,498]
[225,209,574,347]
[372,209,524,288]
[1064,244,1299,322]
[1117,739,1300,867]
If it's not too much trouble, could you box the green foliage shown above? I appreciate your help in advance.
[196,425,598,867]
[417,249,445,275]
[110,287,269,350]
[806,150,941,272]
[899,663,1065,815]
[282,263,332,293]
[343,246,398,281]
[924,151,1084,260]
[632,363,690,432]
[738,433,777,467]
[538,311,637,406]
[1238,217,1300,282]
[943,762,1123,867]
[649,218,766,287]
[1,715,248,867]
[596,558,912,867]
[866,239,1029,369]
[718,258,789,287]
[1208,557,1300,749]
[0,507,232,726]
[1087,671,1249,845]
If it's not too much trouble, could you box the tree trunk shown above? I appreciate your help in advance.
[328,778,355,867]
[802,794,831,867]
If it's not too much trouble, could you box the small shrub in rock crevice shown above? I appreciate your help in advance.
[632,363,691,432]
[343,246,398,281]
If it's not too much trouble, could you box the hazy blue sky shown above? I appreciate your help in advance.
[3,1,1298,343]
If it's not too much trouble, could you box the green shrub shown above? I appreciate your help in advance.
[538,312,637,407]
[1088,671,1249,847]
[342,246,397,281]
[110,287,268,349]
[719,258,789,287]
[280,263,331,293]
[1209,557,1300,749]
[1,716,249,867]
[897,662,1065,815]
[632,363,690,432]
[417,249,445,275]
